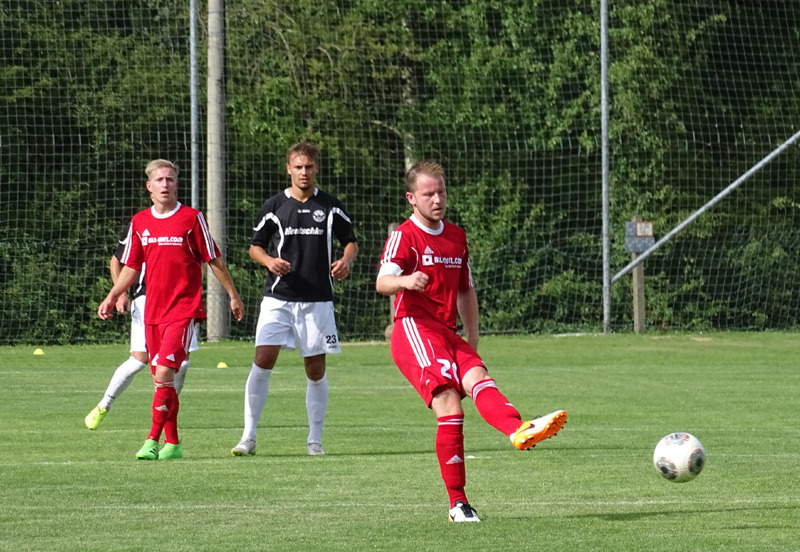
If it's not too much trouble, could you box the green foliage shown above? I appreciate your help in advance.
[1,0,197,345]
[1,0,799,343]
[448,171,603,332]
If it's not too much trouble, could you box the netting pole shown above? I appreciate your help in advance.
[206,0,228,341]
[190,0,199,209]
[600,0,611,333]
[612,129,800,285]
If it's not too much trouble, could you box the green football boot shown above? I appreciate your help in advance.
[135,439,160,460]
[84,406,108,430]
[159,442,183,459]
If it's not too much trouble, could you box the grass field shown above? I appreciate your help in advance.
[1,333,799,551]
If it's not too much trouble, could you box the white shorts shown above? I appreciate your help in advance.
[131,295,199,354]
[255,296,342,357]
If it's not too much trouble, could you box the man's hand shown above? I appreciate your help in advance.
[404,271,429,292]
[331,259,352,282]
[230,296,245,322]
[98,295,118,320]
[268,257,291,277]
[115,294,131,314]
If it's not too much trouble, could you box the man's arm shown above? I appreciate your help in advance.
[331,241,359,282]
[109,255,132,314]
[376,270,429,296]
[98,265,140,320]
[457,287,479,351]
[249,244,291,278]
[109,255,123,282]
[208,256,245,322]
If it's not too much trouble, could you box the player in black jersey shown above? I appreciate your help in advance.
[85,223,196,430]
[232,141,358,457]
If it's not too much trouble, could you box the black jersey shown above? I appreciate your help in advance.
[252,187,357,302]
[114,223,145,300]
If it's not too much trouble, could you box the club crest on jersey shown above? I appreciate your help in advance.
[313,209,325,223]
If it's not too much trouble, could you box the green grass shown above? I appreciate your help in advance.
[1,333,799,551]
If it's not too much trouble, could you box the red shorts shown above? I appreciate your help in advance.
[390,316,485,407]
[145,319,197,372]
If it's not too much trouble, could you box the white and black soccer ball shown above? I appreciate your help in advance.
[653,432,706,483]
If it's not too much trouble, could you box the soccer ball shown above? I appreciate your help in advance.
[653,432,706,483]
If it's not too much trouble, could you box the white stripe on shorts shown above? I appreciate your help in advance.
[402,317,430,368]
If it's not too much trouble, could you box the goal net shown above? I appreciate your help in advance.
[1,0,798,345]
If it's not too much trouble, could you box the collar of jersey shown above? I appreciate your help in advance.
[150,201,182,219]
[283,187,319,200]
[410,214,444,235]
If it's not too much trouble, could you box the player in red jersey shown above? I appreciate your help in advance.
[84,222,199,431]
[98,159,244,460]
[376,160,567,522]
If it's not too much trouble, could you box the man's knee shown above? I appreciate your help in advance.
[430,388,463,418]
[304,355,326,381]
[254,345,280,370]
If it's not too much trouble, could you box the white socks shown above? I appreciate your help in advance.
[174,359,190,394]
[240,365,329,445]
[242,363,272,441]
[306,374,328,445]
[98,357,190,411]
[99,356,146,410]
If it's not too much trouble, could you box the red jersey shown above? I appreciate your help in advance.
[379,215,473,330]
[121,202,220,324]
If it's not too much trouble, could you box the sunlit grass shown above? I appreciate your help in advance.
[1,333,799,551]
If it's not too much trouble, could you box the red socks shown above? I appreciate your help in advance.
[433,380,523,507]
[471,379,522,436]
[436,415,467,507]
[148,381,179,444]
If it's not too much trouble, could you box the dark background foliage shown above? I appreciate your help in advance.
[1,0,798,344]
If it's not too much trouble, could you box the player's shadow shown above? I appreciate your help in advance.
[565,504,799,523]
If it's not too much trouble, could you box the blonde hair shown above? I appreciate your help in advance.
[145,159,179,179]
[405,160,445,193]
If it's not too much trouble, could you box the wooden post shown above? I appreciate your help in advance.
[632,216,646,334]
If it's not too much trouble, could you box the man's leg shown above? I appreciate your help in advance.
[464,367,566,451]
[232,345,280,456]
[304,354,327,455]
[85,351,148,430]
[431,389,478,521]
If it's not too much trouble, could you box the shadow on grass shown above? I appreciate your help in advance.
[565,504,800,522]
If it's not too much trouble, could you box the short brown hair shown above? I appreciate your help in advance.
[286,141,320,165]
[145,159,179,179]
[405,160,445,192]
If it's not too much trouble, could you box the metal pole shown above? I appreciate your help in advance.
[190,0,199,209]
[612,129,800,284]
[600,0,611,333]
[206,0,228,341]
